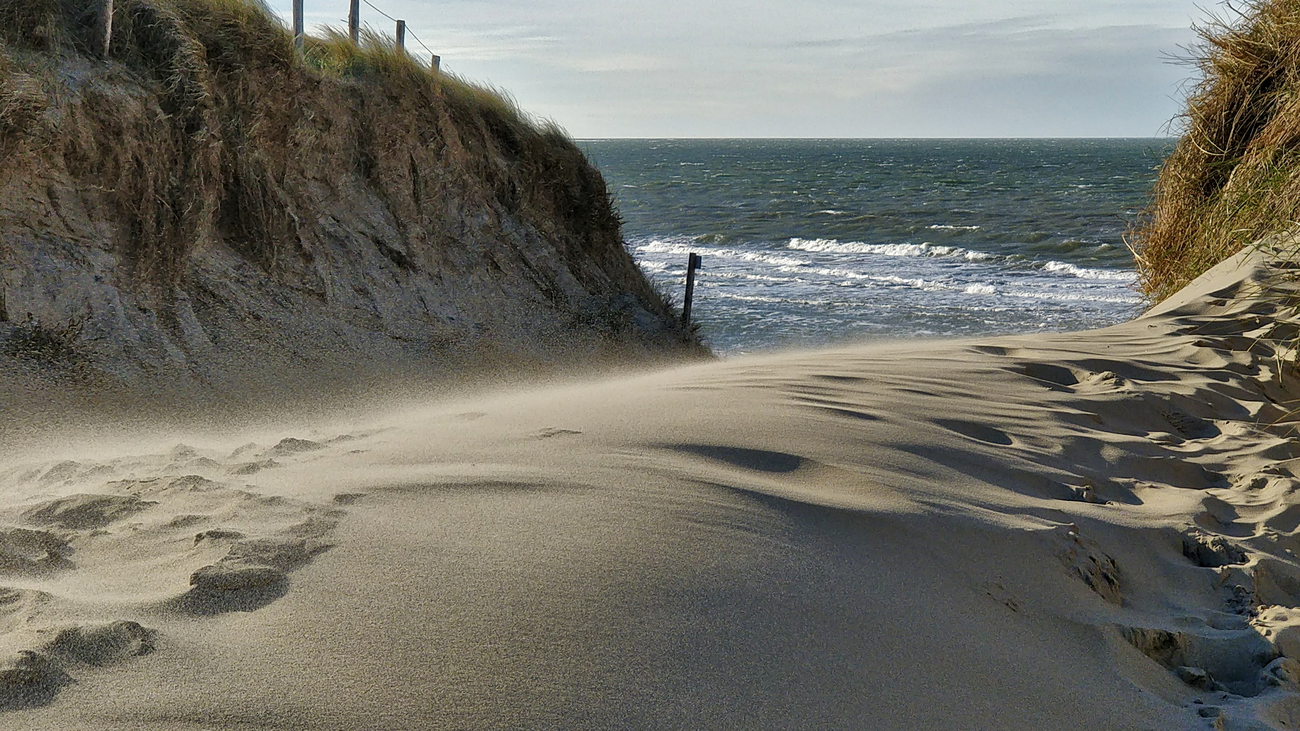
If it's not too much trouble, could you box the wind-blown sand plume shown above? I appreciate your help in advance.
[10,246,1300,728]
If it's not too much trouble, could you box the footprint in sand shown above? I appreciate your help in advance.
[968,344,1018,357]
[0,449,359,713]
[229,459,279,476]
[1053,524,1122,606]
[1120,624,1275,697]
[666,444,806,474]
[0,619,157,710]
[1017,362,1079,389]
[934,419,1014,446]
[788,395,880,422]
[23,494,156,531]
[265,438,325,457]
[1160,408,1220,440]
[533,428,582,439]
[0,529,72,574]
[174,531,333,616]
[1182,530,1248,568]
[1194,496,1255,538]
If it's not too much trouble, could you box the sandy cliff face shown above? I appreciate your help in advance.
[0,2,697,398]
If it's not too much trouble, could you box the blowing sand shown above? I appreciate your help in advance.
[4,248,1300,729]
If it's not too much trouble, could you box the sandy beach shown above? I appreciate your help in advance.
[2,247,1299,729]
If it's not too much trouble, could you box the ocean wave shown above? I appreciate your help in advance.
[787,238,993,261]
[715,293,829,306]
[1002,290,1142,304]
[705,271,803,283]
[1040,260,1138,281]
[713,293,877,308]
[927,224,981,231]
[635,239,810,267]
[964,284,996,295]
[784,266,951,292]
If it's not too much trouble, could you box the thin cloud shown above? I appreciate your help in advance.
[265,0,1202,137]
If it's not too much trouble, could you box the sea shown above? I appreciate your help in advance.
[579,139,1173,356]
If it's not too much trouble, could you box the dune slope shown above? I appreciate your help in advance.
[0,0,698,399]
[3,248,1300,729]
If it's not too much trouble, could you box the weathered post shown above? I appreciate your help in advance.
[95,0,114,59]
[430,54,441,72]
[292,0,304,50]
[395,20,406,51]
[681,253,702,326]
[348,0,360,43]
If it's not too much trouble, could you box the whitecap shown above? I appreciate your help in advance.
[927,224,982,231]
[1002,291,1141,304]
[964,284,996,295]
[1040,261,1138,281]
[635,239,810,267]
[787,238,993,262]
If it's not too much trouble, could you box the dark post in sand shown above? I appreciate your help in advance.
[96,0,114,59]
[293,0,304,50]
[682,253,702,326]
[396,20,406,51]
[349,0,360,43]
[431,54,441,72]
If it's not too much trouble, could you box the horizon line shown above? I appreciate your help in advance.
[573,136,1179,142]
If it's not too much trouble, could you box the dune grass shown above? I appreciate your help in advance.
[0,0,650,318]
[1134,0,1300,301]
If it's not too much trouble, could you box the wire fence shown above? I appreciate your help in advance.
[357,0,437,60]
[292,0,441,69]
[92,0,442,69]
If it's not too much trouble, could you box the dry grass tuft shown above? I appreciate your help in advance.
[0,50,49,138]
[0,0,72,51]
[1134,0,1300,300]
[0,0,675,326]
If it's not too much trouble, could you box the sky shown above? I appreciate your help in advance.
[265,0,1208,138]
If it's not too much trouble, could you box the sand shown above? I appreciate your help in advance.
[3,247,1300,729]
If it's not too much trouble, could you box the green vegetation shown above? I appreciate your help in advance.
[1134,0,1300,301]
[0,0,646,316]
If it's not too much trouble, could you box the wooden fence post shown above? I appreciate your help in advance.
[348,0,360,43]
[430,54,441,72]
[395,20,406,51]
[681,253,701,326]
[292,0,304,50]
[96,0,114,59]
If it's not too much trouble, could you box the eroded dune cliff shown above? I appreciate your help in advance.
[0,0,701,401]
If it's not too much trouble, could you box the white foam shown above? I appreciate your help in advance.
[713,293,876,308]
[927,224,982,231]
[635,239,810,267]
[787,238,993,261]
[1002,290,1141,304]
[707,271,803,283]
[964,284,996,295]
[1040,260,1138,281]
[788,266,951,292]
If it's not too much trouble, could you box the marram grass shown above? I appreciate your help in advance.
[1134,0,1300,301]
[0,0,624,297]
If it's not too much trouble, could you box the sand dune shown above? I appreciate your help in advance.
[4,248,1300,728]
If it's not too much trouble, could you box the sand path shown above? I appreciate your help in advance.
[4,248,1300,729]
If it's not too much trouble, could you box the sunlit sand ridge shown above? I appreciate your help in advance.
[6,247,1300,729]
